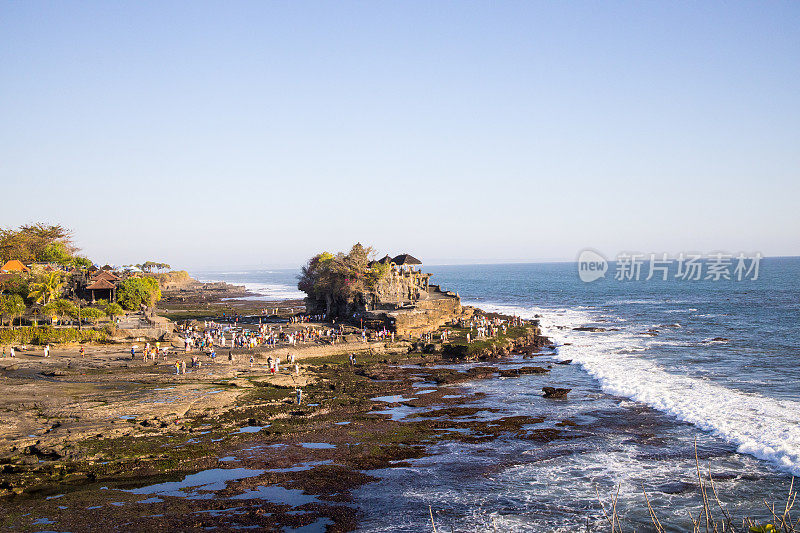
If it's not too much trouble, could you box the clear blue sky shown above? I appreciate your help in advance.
[2,1,798,268]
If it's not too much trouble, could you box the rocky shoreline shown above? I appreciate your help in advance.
[157,275,305,322]
[0,308,567,531]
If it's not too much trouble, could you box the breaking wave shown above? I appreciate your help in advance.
[471,301,800,477]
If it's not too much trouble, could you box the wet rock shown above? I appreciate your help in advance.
[519,428,563,442]
[573,326,605,332]
[498,366,549,377]
[40,370,67,377]
[23,444,63,460]
[659,481,694,494]
[542,387,571,399]
[554,360,571,365]
[466,366,499,378]
[355,368,398,381]
[556,419,578,427]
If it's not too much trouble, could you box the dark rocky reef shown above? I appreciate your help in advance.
[542,387,571,399]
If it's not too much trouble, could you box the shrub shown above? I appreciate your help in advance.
[80,307,105,324]
[0,326,106,345]
[104,302,124,319]
[116,276,161,310]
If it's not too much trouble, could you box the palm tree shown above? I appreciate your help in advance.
[28,272,65,305]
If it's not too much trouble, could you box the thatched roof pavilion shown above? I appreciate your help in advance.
[392,254,422,266]
[92,270,120,282]
[85,278,116,302]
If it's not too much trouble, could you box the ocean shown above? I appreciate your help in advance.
[196,257,800,531]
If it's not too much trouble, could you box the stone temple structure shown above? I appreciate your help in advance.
[358,254,463,336]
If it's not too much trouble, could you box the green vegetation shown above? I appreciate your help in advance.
[441,324,532,358]
[0,294,25,327]
[27,272,65,305]
[366,260,391,287]
[39,241,73,265]
[0,274,29,300]
[0,223,89,267]
[72,255,93,268]
[40,299,80,325]
[157,309,227,321]
[0,325,107,344]
[298,243,390,313]
[80,307,105,324]
[116,276,161,310]
[104,302,124,319]
[137,261,171,273]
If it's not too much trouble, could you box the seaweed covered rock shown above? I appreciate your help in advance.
[542,387,571,399]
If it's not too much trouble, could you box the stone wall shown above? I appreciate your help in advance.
[367,294,463,336]
[372,269,430,305]
[305,267,462,334]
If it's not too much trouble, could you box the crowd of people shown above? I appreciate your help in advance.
[177,319,359,352]
[455,314,524,343]
[1,312,527,382]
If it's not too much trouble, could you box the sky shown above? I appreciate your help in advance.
[1,1,798,269]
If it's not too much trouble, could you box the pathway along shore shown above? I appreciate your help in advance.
[0,312,561,532]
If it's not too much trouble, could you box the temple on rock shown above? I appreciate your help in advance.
[301,249,466,336]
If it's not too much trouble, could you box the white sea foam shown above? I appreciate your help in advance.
[195,277,304,301]
[472,301,800,477]
[239,282,305,301]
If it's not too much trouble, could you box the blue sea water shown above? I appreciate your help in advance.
[201,258,800,531]
[193,268,306,301]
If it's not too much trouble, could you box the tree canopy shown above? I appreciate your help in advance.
[0,294,25,327]
[104,302,124,319]
[0,274,29,301]
[80,307,105,324]
[116,277,161,310]
[297,243,387,303]
[137,261,171,273]
[0,223,91,267]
